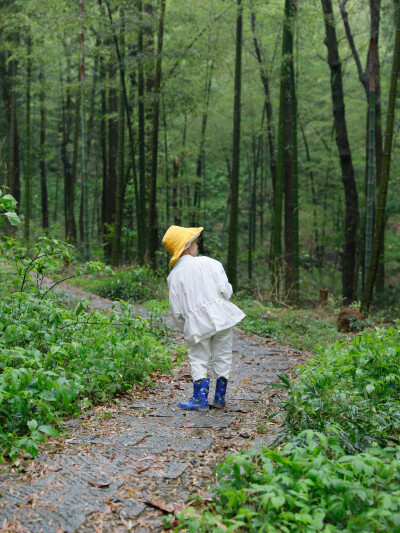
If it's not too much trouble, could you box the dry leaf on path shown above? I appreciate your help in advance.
[88,480,111,488]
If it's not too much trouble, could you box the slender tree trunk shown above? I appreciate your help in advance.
[361,3,400,314]
[173,155,180,225]
[300,123,321,268]
[250,10,276,196]
[321,0,359,304]
[104,0,140,262]
[272,0,293,295]
[111,11,126,266]
[99,52,108,251]
[192,62,213,227]
[39,72,48,230]
[365,24,376,282]
[105,57,117,258]
[227,0,243,290]
[80,0,89,260]
[138,0,147,262]
[24,32,32,242]
[8,56,20,205]
[147,0,166,269]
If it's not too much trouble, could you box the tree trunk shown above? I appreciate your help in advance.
[104,0,140,262]
[24,32,32,242]
[138,0,147,262]
[111,11,126,266]
[250,10,276,196]
[147,0,166,269]
[100,52,108,245]
[361,3,400,314]
[227,0,243,291]
[272,0,293,295]
[80,0,90,260]
[105,57,117,258]
[321,0,359,304]
[39,72,48,230]
[8,56,20,205]
[192,62,213,227]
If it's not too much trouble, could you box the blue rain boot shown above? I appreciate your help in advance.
[179,378,210,411]
[213,377,228,408]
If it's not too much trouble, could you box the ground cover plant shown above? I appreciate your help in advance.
[173,326,400,531]
[237,298,343,352]
[71,265,167,303]
[273,327,400,453]
[0,230,176,462]
[0,289,173,462]
[177,436,400,532]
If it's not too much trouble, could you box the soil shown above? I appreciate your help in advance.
[0,282,307,533]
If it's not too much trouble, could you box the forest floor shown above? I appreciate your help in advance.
[0,282,307,533]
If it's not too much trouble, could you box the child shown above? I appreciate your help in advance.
[162,225,245,411]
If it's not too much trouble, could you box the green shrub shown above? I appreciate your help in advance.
[273,327,400,452]
[177,437,400,532]
[72,264,167,303]
[237,299,340,351]
[0,291,172,461]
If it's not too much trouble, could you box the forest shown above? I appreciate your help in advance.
[1,0,400,531]
[0,0,399,310]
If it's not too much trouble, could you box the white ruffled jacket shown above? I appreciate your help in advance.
[167,255,245,344]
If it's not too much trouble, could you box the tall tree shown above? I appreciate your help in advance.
[227,0,243,291]
[137,0,147,263]
[111,9,126,266]
[39,71,48,230]
[340,0,383,292]
[24,31,32,242]
[147,0,166,268]
[80,0,90,260]
[361,3,400,314]
[271,0,296,297]
[321,0,359,304]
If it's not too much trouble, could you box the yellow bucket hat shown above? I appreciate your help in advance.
[162,225,203,268]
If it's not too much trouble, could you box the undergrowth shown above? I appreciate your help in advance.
[71,264,167,303]
[173,327,400,532]
[237,298,343,352]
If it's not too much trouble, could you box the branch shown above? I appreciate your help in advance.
[339,0,368,93]
[39,275,78,302]
[162,0,236,87]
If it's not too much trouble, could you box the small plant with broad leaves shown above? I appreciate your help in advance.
[1,235,113,297]
[270,327,400,453]
[175,432,400,532]
[0,189,20,227]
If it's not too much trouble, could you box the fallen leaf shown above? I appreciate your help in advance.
[144,496,174,513]
[241,378,251,382]
[88,480,111,488]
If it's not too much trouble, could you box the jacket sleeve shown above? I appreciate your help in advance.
[169,292,185,332]
[213,260,233,300]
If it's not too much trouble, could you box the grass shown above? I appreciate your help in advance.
[236,298,347,352]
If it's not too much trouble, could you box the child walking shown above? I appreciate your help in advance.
[162,225,245,411]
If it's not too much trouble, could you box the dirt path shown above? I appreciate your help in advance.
[0,284,306,532]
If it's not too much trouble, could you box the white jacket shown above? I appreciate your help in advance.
[167,255,245,344]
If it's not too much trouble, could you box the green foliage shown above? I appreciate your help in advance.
[0,290,172,461]
[177,437,400,532]
[72,265,167,303]
[272,328,400,453]
[1,236,113,295]
[0,189,20,227]
[237,299,341,352]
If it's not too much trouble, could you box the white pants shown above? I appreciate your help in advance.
[188,327,233,382]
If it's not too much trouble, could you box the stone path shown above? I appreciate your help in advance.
[0,284,306,532]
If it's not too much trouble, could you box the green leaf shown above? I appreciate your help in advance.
[38,425,59,437]
[27,419,38,431]
[5,211,21,225]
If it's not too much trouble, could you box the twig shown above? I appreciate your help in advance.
[39,275,78,302]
